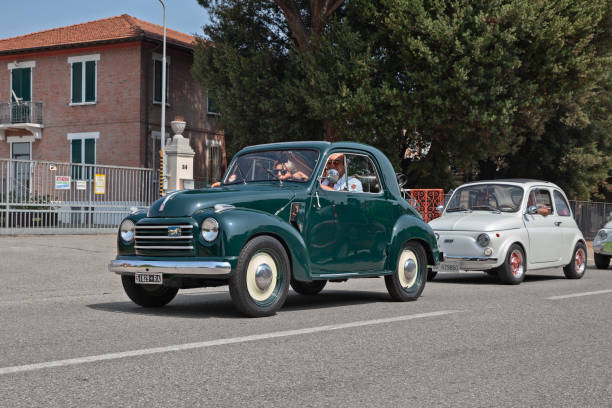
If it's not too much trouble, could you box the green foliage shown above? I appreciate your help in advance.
[194,0,611,198]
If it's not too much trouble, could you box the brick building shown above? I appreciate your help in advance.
[0,14,225,187]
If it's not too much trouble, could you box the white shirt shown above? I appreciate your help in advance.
[322,174,363,192]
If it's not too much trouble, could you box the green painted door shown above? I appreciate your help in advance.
[11,68,31,102]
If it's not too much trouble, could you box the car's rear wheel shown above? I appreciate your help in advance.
[290,279,327,295]
[229,235,290,317]
[594,253,611,270]
[496,244,526,285]
[121,275,178,307]
[563,242,587,279]
[385,242,427,301]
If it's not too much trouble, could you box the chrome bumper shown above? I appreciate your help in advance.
[109,259,232,276]
[432,255,499,271]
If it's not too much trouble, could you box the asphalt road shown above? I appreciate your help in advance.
[0,235,611,407]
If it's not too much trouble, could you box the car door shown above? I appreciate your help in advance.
[305,151,391,275]
[523,188,560,263]
[552,189,579,261]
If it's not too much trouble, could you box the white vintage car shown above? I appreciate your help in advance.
[593,219,612,269]
[428,179,587,284]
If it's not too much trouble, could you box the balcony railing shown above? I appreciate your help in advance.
[0,102,43,125]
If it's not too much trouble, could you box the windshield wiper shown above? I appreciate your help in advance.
[472,205,501,213]
[264,168,283,186]
[446,206,472,213]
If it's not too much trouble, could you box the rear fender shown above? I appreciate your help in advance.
[386,215,440,271]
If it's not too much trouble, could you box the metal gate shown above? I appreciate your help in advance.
[0,158,157,234]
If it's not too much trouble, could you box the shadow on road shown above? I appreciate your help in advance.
[87,289,389,318]
[432,272,566,285]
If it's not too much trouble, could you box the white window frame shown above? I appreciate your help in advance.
[68,54,100,106]
[8,61,35,103]
[152,53,171,105]
[68,132,99,167]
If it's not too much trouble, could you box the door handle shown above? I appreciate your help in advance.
[554,221,562,226]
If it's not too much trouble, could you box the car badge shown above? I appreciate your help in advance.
[168,226,181,237]
[444,239,454,244]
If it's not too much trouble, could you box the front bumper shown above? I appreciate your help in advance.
[109,259,232,277]
[432,254,499,271]
[593,242,612,256]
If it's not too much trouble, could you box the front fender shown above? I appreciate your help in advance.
[216,209,312,282]
[386,214,440,271]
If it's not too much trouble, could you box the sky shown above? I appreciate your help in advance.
[0,0,210,40]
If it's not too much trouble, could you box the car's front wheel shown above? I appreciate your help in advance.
[385,242,427,301]
[229,235,290,317]
[594,253,611,270]
[496,244,526,284]
[121,275,178,307]
[290,279,327,295]
[563,242,587,279]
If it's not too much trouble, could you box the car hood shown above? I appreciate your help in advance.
[428,212,523,232]
[147,183,302,217]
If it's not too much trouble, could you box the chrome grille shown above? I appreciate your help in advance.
[135,224,194,256]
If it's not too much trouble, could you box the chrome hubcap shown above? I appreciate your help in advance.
[398,249,418,289]
[255,263,273,291]
[575,248,586,274]
[510,250,524,277]
[404,259,417,283]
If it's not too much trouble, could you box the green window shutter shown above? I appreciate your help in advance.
[84,139,95,179]
[72,62,82,103]
[71,139,82,179]
[84,139,95,164]
[85,61,96,102]
[154,60,162,102]
[208,95,217,114]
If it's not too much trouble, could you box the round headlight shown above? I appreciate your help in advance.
[598,230,608,240]
[477,233,490,247]
[201,218,219,242]
[120,219,135,242]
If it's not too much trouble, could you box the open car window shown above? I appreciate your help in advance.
[224,149,319,184]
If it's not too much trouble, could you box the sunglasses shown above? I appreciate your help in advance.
[329,159,342,165]
[274,169,289,175]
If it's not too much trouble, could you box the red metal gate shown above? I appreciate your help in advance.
[402,189,444,222]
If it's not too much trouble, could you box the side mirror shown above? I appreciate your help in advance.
[436,205,444,213]
[527,205,538,215]
[325,168,339,184]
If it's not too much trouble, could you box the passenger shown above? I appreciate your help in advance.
[320,153,363,192]
[273,160,308,181]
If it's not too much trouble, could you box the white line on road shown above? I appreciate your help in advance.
[0,310,460,375]
[545,289,612,300]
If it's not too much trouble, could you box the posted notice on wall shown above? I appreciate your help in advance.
[76,180,87,190]
[55,176,71,190]
[95,174,106,195]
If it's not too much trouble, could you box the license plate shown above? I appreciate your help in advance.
[135,272,162,285]
[605,242,612,253]
[439,261,460,272]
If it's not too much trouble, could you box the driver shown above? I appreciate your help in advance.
[320,153,363,192]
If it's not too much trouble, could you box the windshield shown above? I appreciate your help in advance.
[224,149,320,184]
[446,184,524,213]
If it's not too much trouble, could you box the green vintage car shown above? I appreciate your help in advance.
[109,141,441,317]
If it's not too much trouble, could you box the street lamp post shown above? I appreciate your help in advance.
[158,0,167,195]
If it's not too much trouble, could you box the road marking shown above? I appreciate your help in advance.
[0,310,460,375]
[545,289,612,300]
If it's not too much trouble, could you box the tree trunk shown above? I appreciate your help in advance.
[324,120,338,142]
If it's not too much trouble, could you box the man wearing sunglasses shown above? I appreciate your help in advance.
[321,153,363,192]
[273,160,308,181]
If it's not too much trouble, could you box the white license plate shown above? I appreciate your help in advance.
[135,272,162,285]
[438,262,460,272]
